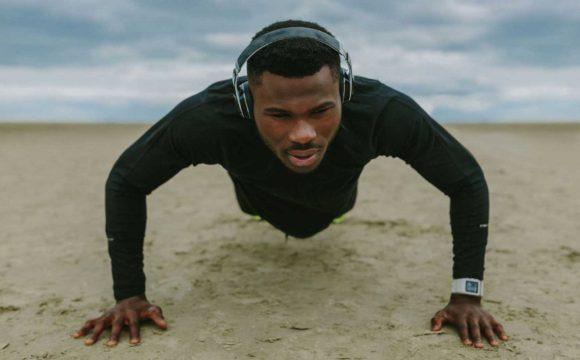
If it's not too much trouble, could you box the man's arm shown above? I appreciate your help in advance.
[376,95,488,282]
[73,105,194,346]
[105,109,194,301]
[73,99,224,346]
[375,94,508,348]
[105,95,225,301]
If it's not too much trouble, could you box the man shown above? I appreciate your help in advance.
[72,19,509,349]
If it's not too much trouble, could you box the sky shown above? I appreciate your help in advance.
[1,0,579,123]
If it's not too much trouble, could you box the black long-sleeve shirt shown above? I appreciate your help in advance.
[105,75,489,301]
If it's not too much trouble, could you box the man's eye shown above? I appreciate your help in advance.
[271,108,328,118]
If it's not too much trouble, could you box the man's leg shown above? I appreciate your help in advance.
[228,172,356,238]
[228,175,332,238]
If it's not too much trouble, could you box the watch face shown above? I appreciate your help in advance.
[466,280,479,293]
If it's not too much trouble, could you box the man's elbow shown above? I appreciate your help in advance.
[105,166,146,197]
[448,167,488,198]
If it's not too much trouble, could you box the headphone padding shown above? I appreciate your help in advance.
[239,81,253,119]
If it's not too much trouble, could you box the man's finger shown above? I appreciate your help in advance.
[141,305,168,330]
[456,320,471,345]
[468,320,483,348]
[148,312,168,330]
[492,321,509,341]
[106,316,124,347]
[72,320,95,338]
[127,312,141,345]
[85,321,107,346]
[430,312,447,331]
[481,320,498,346]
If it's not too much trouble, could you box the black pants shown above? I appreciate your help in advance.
[229,173,356,239]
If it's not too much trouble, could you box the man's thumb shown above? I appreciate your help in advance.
[153,316,167,329]
[430,316,443,331]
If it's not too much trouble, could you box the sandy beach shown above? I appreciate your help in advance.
[0,122,578,359]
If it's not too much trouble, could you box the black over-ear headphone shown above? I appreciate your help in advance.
[232,26,354,120]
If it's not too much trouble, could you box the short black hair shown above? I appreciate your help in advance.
[247,19,341,87]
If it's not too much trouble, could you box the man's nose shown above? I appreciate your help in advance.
[288,120,316,144]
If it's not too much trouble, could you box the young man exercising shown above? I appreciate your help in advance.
[72,19,509,349]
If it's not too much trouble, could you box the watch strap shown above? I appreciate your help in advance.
[452,278,483,297]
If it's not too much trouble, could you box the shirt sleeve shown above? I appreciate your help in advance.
[105,101,219,301]
[375,95,489,281]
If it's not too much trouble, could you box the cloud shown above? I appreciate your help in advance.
[204,32,254,48]
[0,0,578,122]
[0,61,232,102]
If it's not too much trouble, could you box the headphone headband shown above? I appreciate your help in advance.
[232,26,353,119]
[234,27,346,74]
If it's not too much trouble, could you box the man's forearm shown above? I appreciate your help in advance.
[105,170,148,301]
[449,168,489,281]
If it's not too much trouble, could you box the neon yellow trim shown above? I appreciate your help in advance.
[332,215,345,224]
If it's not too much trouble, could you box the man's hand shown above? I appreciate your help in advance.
[430,294,508,348]
[71,294,167,347]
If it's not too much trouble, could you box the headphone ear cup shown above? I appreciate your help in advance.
[340,67,352,103]
[338,68,344,103]
[238,81,254,119]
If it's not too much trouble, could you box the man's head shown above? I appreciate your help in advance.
[247,20,342,174]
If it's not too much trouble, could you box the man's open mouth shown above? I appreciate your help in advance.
[286,148,320,167]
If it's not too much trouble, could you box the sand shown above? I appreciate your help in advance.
[0,122,579,359]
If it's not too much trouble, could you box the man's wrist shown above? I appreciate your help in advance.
[114,286,146,302]
[451,278,483,297]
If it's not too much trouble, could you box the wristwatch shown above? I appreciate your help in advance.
[452,278,483,297]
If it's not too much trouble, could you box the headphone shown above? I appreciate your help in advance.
[232,26,354,120]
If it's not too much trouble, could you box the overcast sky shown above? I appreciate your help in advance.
[1,0,578,123]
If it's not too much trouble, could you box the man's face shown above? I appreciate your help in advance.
[250,64,342,174]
